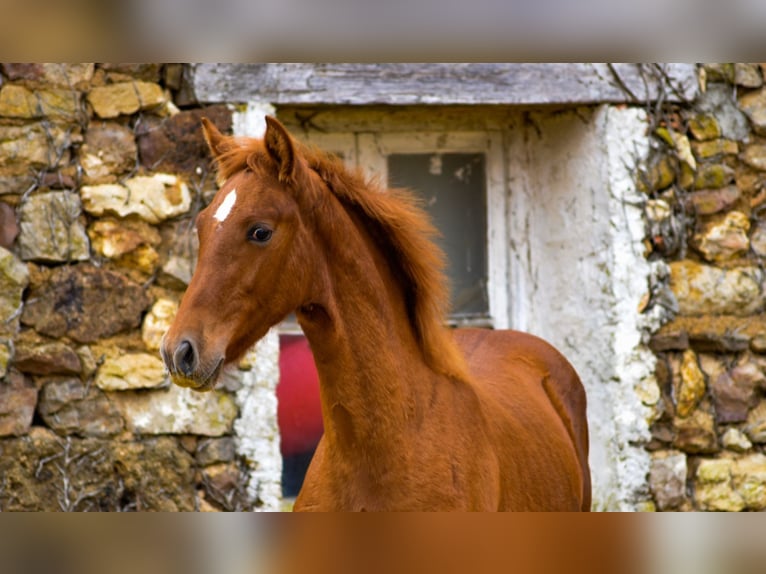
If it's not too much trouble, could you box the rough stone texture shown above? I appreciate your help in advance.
[731,453,766,509]
[721,428,752,452]
[669,261,764,316]
[137,105,232,176]
[700,354,758,423]
[87,81,167,118]
[94,351,166,391]
[0,428,195,511]
[649,450,688,510]
[0,341,9,378]
[0,123,76,175]
[0,246,29,337]
[738,87,766,136]
[17,191,90,263]
[80,174,191,224]
[693,210,750,262]
[141,297,179,351]
[0,85,82,121]
[693,163,735,189]
[688,113,722,141]
[673,405,719,454]
[744,400,766,443]
[37,378,124,437]
[0,202,18,249]
[675,349,706,418]
[695,458,745,511]
[14,338,82,376]
[0,370,37,437]
[87,217,161,259]
[653,315,765,354]
[79,122,137,183]
[691,139,738,160]
[111,385,238,436]
[750,221,766,256]
[21,264,151,343]
[684,186,740,216]
[196,437,236,466]
[742,142,766,172]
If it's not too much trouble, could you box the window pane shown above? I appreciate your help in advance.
[388,153,488,318]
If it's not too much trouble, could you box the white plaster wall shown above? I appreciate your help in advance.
[506,105,656,510]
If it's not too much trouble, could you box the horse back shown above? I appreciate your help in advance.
[453,328,591,511]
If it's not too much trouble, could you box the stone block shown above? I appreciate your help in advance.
[17,191,90,263]
[21,264,151,343]
[0,370,37,436]
[87,81,166,119]
[141,298,179,352]
[81,174,191,224]
[692,210,750,262]
[649,450,688,510]
[675,350,706,418]
[684,186,740,216]
[687,113,722,141]
[695,458,745,511]
[731,453,766,509]
[669,261,764,316]
[79,122,137,183]
[14,339,82,376]
[693,163,735,190]
[38,378,124,437]
[87,217,161,259]
[745,400,766,443]
[111,385,238,437]
[94,351,166,391]
[742,143,766,171]
[0,246,29,337]
[738,86,766,136]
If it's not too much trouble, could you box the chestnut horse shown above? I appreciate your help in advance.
[161,117,591,511]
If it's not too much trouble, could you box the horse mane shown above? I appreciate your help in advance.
[213,136,470,382]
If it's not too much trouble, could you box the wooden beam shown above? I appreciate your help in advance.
[191,63,698,106]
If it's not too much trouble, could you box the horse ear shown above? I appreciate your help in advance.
[264,116,295,182]
[200,117,232,161]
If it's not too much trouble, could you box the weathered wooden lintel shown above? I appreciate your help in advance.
[191,63,698,106]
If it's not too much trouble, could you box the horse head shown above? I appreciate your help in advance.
[161,117,320,391]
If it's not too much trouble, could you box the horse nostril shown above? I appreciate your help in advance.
[174,339,197,377]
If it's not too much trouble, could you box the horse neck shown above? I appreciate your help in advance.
[297,196,438,463]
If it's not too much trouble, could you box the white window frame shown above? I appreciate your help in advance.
[357,131,509,329]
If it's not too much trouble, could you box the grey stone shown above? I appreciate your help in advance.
[696,83,751,141]
[649,450,688,510]
[738,86,766,135]
[37,378,124,437]
[0,246,29,337]
[17,191,90,263]
[196,437,236,466]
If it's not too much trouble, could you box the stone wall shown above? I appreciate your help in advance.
[0,63,280,511]
[644,63,766,511]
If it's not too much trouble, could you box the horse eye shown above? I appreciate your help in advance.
[248,225,273,244]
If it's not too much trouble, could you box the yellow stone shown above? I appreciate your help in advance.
[677,349,706,418]
[142,298,179,352]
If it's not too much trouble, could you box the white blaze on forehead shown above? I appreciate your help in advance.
[214,188,237,223]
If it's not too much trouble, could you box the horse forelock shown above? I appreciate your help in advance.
[211,134,470,382]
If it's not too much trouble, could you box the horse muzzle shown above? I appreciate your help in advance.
[160,335,224,392]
